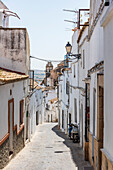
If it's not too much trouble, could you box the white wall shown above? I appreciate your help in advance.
[29,92,36,138]
[35,89,43,124]
[46,89,57,101]
[45,89,57,122]
[46,101,58,122]
[70,30,80,126]
[88,8,106,137]
[89,73,97,135]
[0,28,30,74]
[101,3,113,158]
[78,27,89,146]
[89,12,105,70]
[90,0,102,26]
[0,80,27,140]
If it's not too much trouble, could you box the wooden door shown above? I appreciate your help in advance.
[8,99,14,155]
[36,111,39,125]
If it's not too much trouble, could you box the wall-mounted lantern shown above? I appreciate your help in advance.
[64,42,81,68]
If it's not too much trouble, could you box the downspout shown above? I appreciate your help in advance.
[78,42,80,137]
[85,83,88,141]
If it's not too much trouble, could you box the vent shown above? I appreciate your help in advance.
[54,151,63,153]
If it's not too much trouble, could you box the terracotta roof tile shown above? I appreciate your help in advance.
[49,98,58,104]
[0,69,29,84]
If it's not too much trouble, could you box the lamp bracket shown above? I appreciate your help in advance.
[69,53,81,59]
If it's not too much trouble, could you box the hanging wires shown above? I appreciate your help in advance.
[30,56,63,63]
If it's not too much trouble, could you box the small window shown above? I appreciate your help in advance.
[83,50,85,69]
[20,100,24,126]
[66,81,69,95]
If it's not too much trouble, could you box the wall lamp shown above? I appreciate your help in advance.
[65,42,81,59]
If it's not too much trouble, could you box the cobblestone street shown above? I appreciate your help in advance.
[3,123,92,170]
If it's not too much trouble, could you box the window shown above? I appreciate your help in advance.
[66,81,69,95]
[83,50,85,69]
[20,100,24,126]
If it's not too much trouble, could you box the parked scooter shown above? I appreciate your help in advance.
[68,123,79,143]
[71,123,79,143]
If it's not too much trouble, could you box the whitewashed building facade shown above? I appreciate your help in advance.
[58,1,113,169]
[0,26,30,168]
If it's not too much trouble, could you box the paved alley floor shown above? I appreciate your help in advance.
[3,123,92,170]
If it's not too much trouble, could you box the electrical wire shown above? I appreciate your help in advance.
[30,56,63,63]
[30,55,79,63]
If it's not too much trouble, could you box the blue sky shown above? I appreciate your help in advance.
[3,0,89,70]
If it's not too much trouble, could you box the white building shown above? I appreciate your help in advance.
[45,88,58,123]
[35,86,44,124]
[101,0,113,169]
[57,1,108,169]
[0,1,31,168]
[28,81,47,141]
[0,27,30,169]
[76,25,89,148]
[69,29,80,127]
[46,98,58,122]
[0,72,28,168]
[58,68,70,133]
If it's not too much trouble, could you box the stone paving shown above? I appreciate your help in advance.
[3,123,92,170]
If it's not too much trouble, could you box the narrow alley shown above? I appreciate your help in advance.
[1,0,113,169]
[3,123,91,170]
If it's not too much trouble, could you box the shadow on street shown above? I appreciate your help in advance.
[52,125,93,170]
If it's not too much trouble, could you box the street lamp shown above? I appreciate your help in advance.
[65,42,72,55]
[64,42,81,68]
[65,42,81,59]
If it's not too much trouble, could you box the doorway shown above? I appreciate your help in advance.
[92,88,96,162]
[8,99,14,156]
[80,104,83,147]
[69,113,71,125]
[97,75,104,169]
[36,111,39,125]
[26,110,29,140]
[62,110,64,129]
[51,114,52,122]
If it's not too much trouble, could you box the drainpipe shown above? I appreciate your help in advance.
[85,83,87,141]
[78,43,80,138]
[57,82,60,128]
